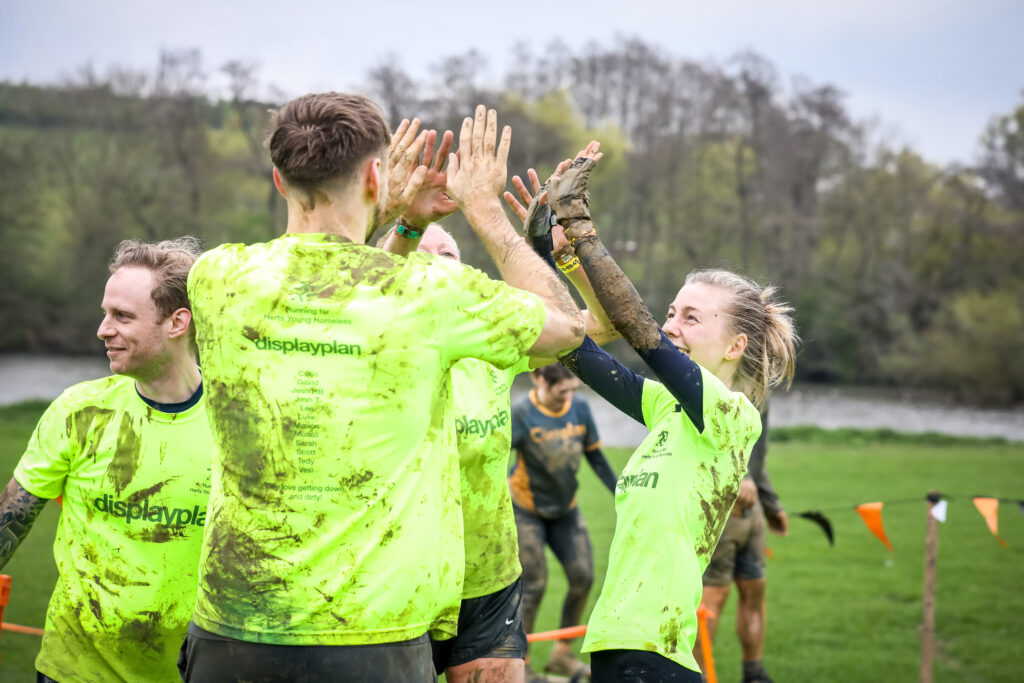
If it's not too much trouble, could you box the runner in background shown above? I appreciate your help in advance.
[0,238,211,683]
[510,363,617,680]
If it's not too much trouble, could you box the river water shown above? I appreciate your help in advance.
[2,354,1022,445]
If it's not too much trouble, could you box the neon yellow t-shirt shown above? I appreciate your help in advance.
[582,368,762,672]
[452,355,531,599]
[13,375,213,683]
[187,233,546,645]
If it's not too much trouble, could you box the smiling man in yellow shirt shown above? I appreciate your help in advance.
[0,238,211,683]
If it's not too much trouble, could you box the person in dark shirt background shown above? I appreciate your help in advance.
[510,363,617,680]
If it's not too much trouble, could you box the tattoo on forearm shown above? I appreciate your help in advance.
[499,233,528,263]
[0,479,48,568]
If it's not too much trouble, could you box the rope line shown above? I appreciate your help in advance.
[794,492,1023,515]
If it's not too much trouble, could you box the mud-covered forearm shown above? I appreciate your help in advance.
[571,233,661,351]
[0,478,48,568]
[546,157,660,351]
[547,158,707,429]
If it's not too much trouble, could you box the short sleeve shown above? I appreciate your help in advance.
[640,379,680,431]
[187,246,233,325]
[694,367,762,453]
[13,396,75,499]
[506,356,532,383]
[435,261,546,370]
[186,249,212,303]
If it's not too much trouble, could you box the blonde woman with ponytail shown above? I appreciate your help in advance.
[508,143,798,682]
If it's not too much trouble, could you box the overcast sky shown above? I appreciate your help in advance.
[2,0,1022,165]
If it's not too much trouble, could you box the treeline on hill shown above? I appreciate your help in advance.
[0,41,1022,404]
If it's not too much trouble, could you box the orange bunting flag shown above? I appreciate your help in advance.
[972,497,1007,547]
[856,502,893,552]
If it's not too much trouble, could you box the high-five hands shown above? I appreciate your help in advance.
[504,141,603,235]
[545,141,603,240]
[376,118,428,227]
[500,143,619,345]
[446,106,512,213]
[504,141,604,254]
[402,128,456,227]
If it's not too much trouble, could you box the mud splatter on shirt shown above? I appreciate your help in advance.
[187,234,545,645]
[452,356,531,599]
[14,375,213,682]
[581,367,761,673]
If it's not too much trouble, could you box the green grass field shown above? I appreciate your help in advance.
[1,401,1022,681]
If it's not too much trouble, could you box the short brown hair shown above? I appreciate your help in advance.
[533,363,575,385]
[109,237,203,343]
[267,92,391,190]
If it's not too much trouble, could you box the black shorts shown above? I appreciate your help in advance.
[430,577,527,671]
[591,649,702,683]
[179,622,437,682]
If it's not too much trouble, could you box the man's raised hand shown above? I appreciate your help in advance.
[402,129,456,227]
[376,118,429,228]
[446,106,512,214]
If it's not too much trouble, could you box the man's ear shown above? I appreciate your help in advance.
[725,332,748,360]
[167,308,193,340]
[272,167,288,199]
[364,157,383,203]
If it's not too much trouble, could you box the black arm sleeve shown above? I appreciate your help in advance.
[584,446,618,493]
[560,336,645,425]
[745,410,783,515]
[528,232,559,272]
[634,330,705,433]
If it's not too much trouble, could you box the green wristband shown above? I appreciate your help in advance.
[396,222,424,239]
